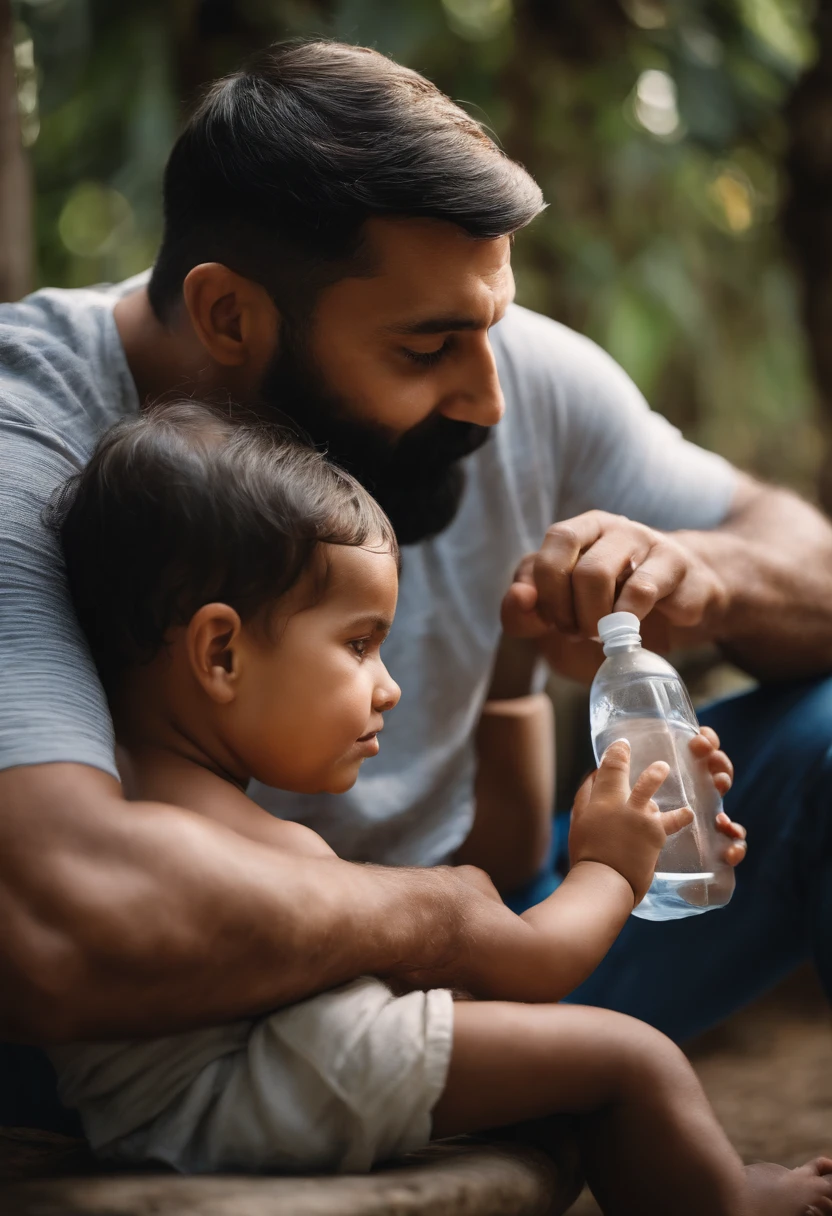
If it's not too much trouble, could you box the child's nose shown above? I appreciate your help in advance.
[374,670,401,713]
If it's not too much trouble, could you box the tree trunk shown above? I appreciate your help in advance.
[782,0,832,511]
[0,0,32,302]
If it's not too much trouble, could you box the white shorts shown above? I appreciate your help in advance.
[103,978,454,1175]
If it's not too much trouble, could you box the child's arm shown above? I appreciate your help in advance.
[457,741,691,1004]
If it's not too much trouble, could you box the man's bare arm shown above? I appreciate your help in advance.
[503,474,832,683]
[674,478,832,679]
[0,763,493,1044]
[455,636,554,892]
[455,693,554,892]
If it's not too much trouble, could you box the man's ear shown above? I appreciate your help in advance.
[182,263,279,373]
[186,602,244,704]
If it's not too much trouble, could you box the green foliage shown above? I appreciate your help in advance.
[12,0,822,492]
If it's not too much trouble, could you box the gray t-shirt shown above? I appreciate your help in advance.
[0,277,736,865]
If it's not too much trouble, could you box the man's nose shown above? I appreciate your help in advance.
[439,337,505,428]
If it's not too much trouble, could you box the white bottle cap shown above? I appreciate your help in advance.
[597,612,641,648]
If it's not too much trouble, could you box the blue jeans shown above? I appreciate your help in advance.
[4,677,832,1130]
[510,676,832,1042]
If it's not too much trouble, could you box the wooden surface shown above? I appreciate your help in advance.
[2,1136,582,1216]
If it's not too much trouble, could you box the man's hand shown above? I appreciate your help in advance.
[569,740,693,904]
[502,479,832,681]
[501,509,729,653]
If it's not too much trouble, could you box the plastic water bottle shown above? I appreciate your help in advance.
[589,611,735,921]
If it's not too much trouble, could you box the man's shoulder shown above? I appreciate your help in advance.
[0,276,142,434]
[492,303,638,405]
[0,273,143,358]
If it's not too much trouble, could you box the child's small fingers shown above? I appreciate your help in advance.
[629,760,670,808]
[724,840,748,867]
[572,771,596,816]
[706,749,734,781]
[713,772,732,795]
[594,740,632,796]
[662,805,694,836]
[699,725,721,750]
[716,812,746,840]
[688,733,713,758]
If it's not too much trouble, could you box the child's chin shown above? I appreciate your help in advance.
[324,765,361,795]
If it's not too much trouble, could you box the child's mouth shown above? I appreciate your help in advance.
[356,730,380,755]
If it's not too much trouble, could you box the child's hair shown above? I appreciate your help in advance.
[48,401,399,695]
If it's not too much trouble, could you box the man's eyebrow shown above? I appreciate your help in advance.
[382,316,485,336]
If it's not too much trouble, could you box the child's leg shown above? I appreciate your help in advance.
[433,1001,832,1216]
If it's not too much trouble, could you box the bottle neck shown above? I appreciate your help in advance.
[602,634,642,657]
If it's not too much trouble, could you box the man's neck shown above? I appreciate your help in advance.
[113,287,218,409]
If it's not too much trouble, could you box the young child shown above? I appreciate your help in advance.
[48,403,832,1216]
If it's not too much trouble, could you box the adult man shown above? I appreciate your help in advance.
[2,40,832,1130]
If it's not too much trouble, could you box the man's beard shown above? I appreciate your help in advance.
[256,329,492,545]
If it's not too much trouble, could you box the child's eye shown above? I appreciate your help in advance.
[349,638,369,658]
[402,338,452,368]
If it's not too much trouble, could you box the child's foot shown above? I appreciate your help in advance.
[744,1158,832,1215]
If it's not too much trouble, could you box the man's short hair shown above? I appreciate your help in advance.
[147,39,545,321]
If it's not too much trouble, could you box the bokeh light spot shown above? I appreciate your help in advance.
[634,69,680,138]
[442,0,513,42]
[58,183,134,258]
[709,169,755,233]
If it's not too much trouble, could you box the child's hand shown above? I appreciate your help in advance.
[568,740,694,904]
[689,726,748,867]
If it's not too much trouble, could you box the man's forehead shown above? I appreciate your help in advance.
[357,216,514,329]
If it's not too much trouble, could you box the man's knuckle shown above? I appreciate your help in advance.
[574,558,613,592]
[546,522,579,547]
[629,572,658,596]
[670,601,701,626]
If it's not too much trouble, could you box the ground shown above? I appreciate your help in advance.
[566,966,832,1214]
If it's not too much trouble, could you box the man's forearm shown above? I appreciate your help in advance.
[456,693,554,892]
[677,483,832,679]
[0,764,473,1043]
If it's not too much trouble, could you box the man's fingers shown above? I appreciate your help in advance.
[500,580,550,639]
[570,532,653,638]
[628,760,670,809]
[532,514,606,634]
[662,805,694,836]
[613,541,687,621]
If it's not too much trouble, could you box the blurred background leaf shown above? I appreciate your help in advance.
[8,0,829,499]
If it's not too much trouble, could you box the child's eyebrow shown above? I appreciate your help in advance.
[344,614,393,638]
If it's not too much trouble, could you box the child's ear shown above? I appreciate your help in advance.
[186,603,243,704]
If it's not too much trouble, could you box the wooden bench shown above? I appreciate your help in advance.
[1,1125,583,1216]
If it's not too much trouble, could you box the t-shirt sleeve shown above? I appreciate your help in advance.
[538,319,738,531]
[0,406,117,776]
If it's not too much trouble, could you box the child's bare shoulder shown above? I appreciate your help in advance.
[116,744,336,859]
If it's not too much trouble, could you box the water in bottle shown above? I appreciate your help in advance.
[589,611,735,921]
